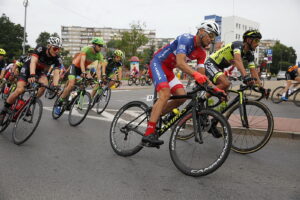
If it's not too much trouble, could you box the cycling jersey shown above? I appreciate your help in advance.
[286,65,299,80]
[19,46,62,82]
[72,46,104,69]
[205,41,255,83]
[209,41,255,70]
[150,33,206,93]
[15,55,30,70]
[105,57,122,76]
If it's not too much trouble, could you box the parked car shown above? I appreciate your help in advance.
[260,72,272,80]
[277,71,286,80]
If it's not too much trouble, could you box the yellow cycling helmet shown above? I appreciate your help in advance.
[0,48,6,55]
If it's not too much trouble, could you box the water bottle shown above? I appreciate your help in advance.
[163,108,180,124]
[15,99,25,110]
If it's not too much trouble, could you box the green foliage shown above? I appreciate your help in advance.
[0,14,26,61]
[270,41,297,74]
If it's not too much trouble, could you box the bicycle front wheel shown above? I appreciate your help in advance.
[271,86,285,104]
[226,100,274,154]
[128,79,133,86]
[68,91,91,126]
[293,90,300,107]
[12,98,43,145]
[96,87,111,114]
[169,109,232,177]
[110,101,149,157]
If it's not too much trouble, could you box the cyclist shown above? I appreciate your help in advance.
[0,48,7,80]
[11,48,34,77]
[0,37,63,123]
[142,21,224,145]
[54,37,105,115]
[199,30,262,90]
[130,66,139,78]
[99,49,124,92]
[281,65,300,101]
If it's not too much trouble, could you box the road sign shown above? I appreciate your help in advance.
[267,49,272,56]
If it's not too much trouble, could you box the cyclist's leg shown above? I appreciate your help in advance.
[142,59,168,144]
[161,75,186,116]
[282,72,293,100]
[37,74,48,98]
[60,65,78,99]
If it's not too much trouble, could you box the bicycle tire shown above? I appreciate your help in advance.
[68,91,91,126]
[110,101,149,157]
[141,78,146,86]
[146,78,152,86]
[169,109,232,177]
[271,86,285,104]
[135,78,140,85]
[96,87,111,114]
[128,79,133,86]
[225,100,274,154]
[52,93,67,119]
[12,98,43,145]
[293,90,300,107]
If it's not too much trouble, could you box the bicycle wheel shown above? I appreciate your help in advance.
[68,91,91,126]
[169,109,232,177]
[225,100,274,154]
[12,98,43,145]
[52,93,67,119]
[128,79,133,86]
[146,78,152,86]
[115,81,121,88]
[135,78,140,85]
[96,87,111,114]
[141,78,146,86]
[271,86,285,104]
[293,90,300,107]
[110,101,149,156]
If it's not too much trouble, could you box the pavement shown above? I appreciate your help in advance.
[113,79,300,138]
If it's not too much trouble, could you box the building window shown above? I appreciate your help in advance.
[236,23,239,29]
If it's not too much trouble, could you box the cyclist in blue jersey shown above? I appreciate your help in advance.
[142,21,224,145]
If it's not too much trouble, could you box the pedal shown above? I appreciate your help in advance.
[142,141,162,148]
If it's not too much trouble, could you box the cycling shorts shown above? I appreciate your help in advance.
[68,64,82,80]
[18,64,46,82]
[204,58,224,84]
[149,57,183,94]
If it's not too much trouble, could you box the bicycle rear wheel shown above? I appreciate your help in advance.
[293,90,300,107]
[271,86,285,104]
[96,87,111,114]
[68,91,91,126]
[225,100,274,154]
[52,93,66,119]
[169,109,232,177]
[135,78,140,85]
[128,79,133,86]
[12,98,43,145]
[110,101,149,157]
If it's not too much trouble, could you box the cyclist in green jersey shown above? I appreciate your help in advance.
[199,30,262,91]
[54,37,105,115]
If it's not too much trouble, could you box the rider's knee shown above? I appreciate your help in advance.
[159,90,171,101]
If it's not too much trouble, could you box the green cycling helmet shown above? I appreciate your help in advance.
[27,48,35,54]
[113,50,124,58]
[0,48,6,55]
[91,37,105,46]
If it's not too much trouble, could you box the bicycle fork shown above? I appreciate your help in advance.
[238,92,249,128]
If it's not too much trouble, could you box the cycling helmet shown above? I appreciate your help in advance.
[0,48,6,55]
[113,50,124,58]
[47,37,62,47]
[243,30,262,41]
[197,21,220,36]
[90,37,105,46]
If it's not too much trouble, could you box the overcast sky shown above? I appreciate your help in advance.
[1,0,300,62]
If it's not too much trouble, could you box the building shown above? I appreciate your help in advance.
[257,39,277,63]
[61,26,157,56]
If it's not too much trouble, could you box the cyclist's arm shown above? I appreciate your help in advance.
[176,54,196,76]
[30,56,38,75]
[233,53,247,77]
[249,67,261,86]
[102,62,107,76]
[80,54,87,74]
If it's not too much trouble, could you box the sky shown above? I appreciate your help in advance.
[1,0,300,63]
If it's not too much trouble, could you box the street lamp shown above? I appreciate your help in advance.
[23,0,29,54]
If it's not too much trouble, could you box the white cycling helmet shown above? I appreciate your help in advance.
[197,21,220,36]
[47,37,62,47]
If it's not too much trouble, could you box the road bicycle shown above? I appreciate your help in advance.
[52,77,92,126]
[207,84,274,154]
[0,82,53,145]
[140,74,152,86]
[127,75,140,86]
[271,82,300,106]
[110,83,232,177]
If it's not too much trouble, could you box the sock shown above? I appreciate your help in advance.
[144,121,156,136]
[282,92,286,98]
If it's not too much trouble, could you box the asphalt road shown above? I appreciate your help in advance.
[0,88,299,200]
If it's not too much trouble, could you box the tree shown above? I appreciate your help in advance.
[0,13,25,61]
[270,41,297,74]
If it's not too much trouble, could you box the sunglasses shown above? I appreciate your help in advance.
[253,39,260,43]
[96,44,103,48]
[52,46,60,51]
